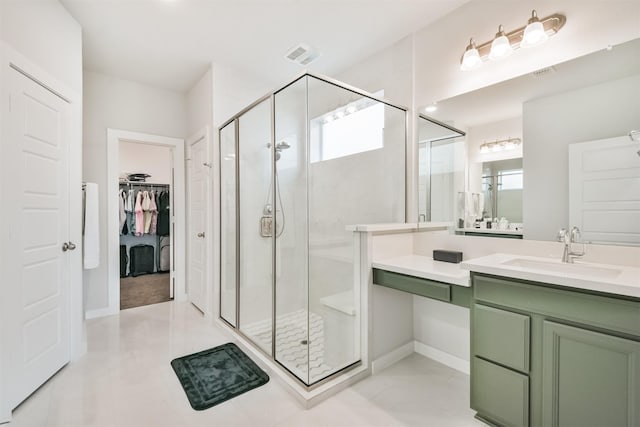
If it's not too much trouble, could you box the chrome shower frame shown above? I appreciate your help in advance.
[218,71,408,390]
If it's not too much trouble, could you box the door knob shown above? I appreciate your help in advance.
[62,242,77,252]
[197,232,205,238]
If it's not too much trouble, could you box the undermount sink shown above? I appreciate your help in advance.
[501,258,622,278]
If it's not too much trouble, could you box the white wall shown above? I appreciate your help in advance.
[212,63,274,128]
[186,67,213,137]
[119,141,172,184]
[83,71,186,313]
[413,0,640,105]
[523,74,640,241]
[0,0,82,93]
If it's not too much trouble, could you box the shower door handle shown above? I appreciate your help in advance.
[197,232,205,238]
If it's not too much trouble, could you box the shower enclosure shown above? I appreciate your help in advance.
[219,73,406,386]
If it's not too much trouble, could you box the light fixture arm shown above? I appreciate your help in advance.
[460,12,566,65]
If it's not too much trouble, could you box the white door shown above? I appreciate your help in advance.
[187,134,209,314]
[569,136,640,245]
[5,67,72,408]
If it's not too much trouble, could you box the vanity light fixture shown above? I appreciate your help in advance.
[461,38,482,71]
[479,137,522,154]
[489,25,513,60]
[461,10,566,71]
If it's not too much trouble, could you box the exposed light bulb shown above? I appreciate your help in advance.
[489,25,513,60]
[460,38,481,71]
[335,110,345,119]
[522,10,548,48]
[346,105,357,114]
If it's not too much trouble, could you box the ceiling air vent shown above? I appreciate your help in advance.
[285,43,321,66]
[531,66,557,78]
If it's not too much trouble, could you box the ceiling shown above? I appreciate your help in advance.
[60,0,468,93]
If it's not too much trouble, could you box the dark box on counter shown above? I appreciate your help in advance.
[433,249,463,264]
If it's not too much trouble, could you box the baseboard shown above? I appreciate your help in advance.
[84,306,117,320]
[414,341,470,375]
[371,342,414,374]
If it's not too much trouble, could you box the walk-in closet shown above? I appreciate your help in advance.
[118,141,173,309]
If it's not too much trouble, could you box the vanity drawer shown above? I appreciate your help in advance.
[373,269,450,303]
[472,357,529,427]
[473,303,530,373]
[473,274,640,337]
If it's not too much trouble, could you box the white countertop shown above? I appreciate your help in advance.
[346,222,453,233]
[461,253,640,298]
[456,228,523,236]
[372,254,470,287]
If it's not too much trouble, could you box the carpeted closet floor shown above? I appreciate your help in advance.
[120,273,171,310]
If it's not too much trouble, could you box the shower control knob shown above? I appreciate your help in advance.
[197,232,205,238]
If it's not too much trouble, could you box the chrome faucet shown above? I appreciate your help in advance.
[557,226,585,263]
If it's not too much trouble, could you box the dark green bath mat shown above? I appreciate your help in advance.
[171,342,269,410]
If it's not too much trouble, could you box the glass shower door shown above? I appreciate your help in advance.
[219,120,236,326]
[238,99,273,355]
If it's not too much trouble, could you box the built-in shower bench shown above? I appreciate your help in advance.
[372,254,472,308]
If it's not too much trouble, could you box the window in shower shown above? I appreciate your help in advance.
[310,91,385,163]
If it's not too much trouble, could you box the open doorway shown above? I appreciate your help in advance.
[119,142,173,309]
[106,129,186,315]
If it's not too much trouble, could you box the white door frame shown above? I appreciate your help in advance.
[106,129,186,315]
[186,126,212,316]
[0,42,84,423]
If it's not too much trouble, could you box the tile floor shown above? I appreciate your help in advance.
[8,301,485,427]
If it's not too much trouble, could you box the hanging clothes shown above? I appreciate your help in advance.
[157,191,170,236]
[142,190,152,234]
[118,189,127,235]
[149,190,158,235]
[126,188,136,234]
[134,190,145,236]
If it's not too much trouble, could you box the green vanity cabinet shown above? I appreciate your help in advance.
[471,273,640,427]
[541,321,640,427]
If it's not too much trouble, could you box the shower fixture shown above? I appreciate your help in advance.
[267,140,291,161]
[261,141,289,237]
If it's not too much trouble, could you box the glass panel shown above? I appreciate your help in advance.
[238,99,273,355]
[274,77,309,383]
[219,121,236,327]
[417,116,465,222]
[481,158,523,223]
[306,76,406,384]
[430,138,466,222]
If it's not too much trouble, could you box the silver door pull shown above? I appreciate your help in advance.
[197,232,205,238]
[68,242,76,250]
[62,242,69,252]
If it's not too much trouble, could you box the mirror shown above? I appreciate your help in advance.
[417,115,465,223]
[425,37,640,245]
